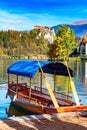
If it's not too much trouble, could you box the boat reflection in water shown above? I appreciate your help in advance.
[83,62,87,86]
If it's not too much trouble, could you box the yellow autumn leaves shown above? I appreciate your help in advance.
[48,24,76,61]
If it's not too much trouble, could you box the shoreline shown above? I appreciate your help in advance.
[0,112,87,130]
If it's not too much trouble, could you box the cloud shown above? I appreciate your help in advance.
[0,10,61,30]
[0,6,86,31]
[0,10,32,30]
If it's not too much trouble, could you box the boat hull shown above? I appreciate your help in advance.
[8,90,87,114]
[10,99,87,115]
[14,100,45,114]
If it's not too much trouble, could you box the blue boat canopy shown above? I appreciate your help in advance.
[7,60,74,78]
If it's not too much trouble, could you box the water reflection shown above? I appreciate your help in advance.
[0,60,87,118]
[69,62,87,105]
[83,62,87,86]
[0,86,11,118]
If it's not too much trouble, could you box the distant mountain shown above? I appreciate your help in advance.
[73,20,87,25]
[51,24,87,37]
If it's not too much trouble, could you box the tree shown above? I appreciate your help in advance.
[57,24,75,59]
[48,24,76,60]
[48,43,57,61]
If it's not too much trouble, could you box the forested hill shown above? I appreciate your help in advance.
[52,24,87,36]
[0,28,55,59]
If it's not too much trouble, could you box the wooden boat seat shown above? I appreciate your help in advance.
[57,99,72,106]
[9,83,28,91]
[21,91,29,95]
[31,92,72,107]
[17,89,73,107]
[31,92,52,106]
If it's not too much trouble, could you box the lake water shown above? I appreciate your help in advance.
[0,60,87,118]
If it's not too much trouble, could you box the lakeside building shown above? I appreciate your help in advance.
[34,25,50,30]
[79,38,87,55]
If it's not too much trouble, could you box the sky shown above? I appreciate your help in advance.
[0,0,87,31]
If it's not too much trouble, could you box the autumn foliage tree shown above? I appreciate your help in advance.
[48,24,76,61]
[0,29,49,59]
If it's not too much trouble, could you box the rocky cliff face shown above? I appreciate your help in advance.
[37,27,56,44]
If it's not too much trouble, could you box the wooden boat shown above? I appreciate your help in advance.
[7,60,87,114]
